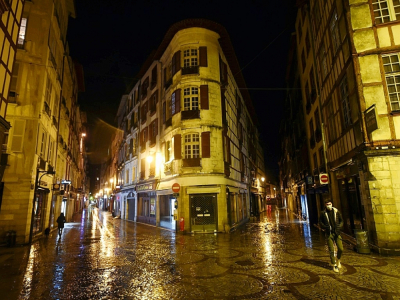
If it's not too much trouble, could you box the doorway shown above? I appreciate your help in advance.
[190,194,217,232]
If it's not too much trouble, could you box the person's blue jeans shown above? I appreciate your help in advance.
[327,233,343,265]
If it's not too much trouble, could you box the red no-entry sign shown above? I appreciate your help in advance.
[320,173,329,184]
[172,183,180,193]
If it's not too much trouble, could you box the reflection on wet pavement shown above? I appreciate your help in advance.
[1,205,400,299]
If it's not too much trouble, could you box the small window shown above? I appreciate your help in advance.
[183,87,199,110]
[18,18,27,46]
[372,0,400,24]
[184,133,200,158]
[183,49,198,67]
[383,53,400,111]
[340,75,352,127]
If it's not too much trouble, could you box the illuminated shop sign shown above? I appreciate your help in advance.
[136,183,155,192]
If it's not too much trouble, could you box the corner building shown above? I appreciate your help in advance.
[123,20,265,233]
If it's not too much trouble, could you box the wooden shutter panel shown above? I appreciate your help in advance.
[199,46,208,67]
[172,51,181,75]
[201,131,210,158]
[148,125,151,142]
[174,134,181,159]
[163,67,166,84]
[175,89,181,113]
[200,85,209,110]
[155,118,158,136]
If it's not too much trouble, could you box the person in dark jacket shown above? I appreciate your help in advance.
[319,200,344,273]
[56,213,66,236]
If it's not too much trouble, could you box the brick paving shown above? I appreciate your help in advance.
[1,206,400,299]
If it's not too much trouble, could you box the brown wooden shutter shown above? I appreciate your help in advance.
[174,134,181,159]
[148,125,151,142]
[172,51,181,75]
[163,67,166,84]
[200,85,209,110]
[155,118,158,136]
[162,102,166,123]
[199,47,208,67]
[175,89,181,113]
[201,131,210,158]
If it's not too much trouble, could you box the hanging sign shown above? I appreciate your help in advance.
[364,105,378,136]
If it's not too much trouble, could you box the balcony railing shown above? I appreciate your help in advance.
[181,109,200,120]
[181,65,199,75]
[182,158,201,167]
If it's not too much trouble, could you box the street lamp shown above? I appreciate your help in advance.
[29,167,55,244]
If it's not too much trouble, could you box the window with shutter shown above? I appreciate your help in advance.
[11,120,25,152]
[201,132,210,158]
[140,158,146,180]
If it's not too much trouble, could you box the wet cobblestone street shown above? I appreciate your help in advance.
[1,206,400,300]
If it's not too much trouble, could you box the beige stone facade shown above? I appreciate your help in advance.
[0,0,87,245]
[283,0,400,254]
[109,20,266,233]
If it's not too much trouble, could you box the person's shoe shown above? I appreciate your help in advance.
[337,260,342,269]
[333,265,339,273]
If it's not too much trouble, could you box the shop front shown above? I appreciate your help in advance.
[335,163,365,236]
[136,181,157,226]
[32,187,50,237]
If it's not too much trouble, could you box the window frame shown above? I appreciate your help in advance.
[183,48,198,67]
[372,0,400,24]
[183,86,199,111]
[184,133,200,159]
[382,53,400,111]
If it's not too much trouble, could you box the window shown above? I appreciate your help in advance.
[319,43,328,79]
[383,53,400,111]
[184,133,200,158]
[327,100,338,143]
[48,139,54,166]
[372,0,400,24]
[183,49,198,67]
[340,75,352,127]
[126,169,129,184]
[330,10,340,52]
[132,167,136,182]
[11,120,25,152]
[18,18,27,47]
[40,130,47,158]
[45,77,52,106]
[184,87,199,110]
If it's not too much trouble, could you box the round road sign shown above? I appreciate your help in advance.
[320,174,329,184]
[172,183,180,193]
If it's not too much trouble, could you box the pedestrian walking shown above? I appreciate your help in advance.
[319,200,344,273]
[56,213,66,236]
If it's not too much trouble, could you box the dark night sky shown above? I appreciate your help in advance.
[67,0,297,181]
